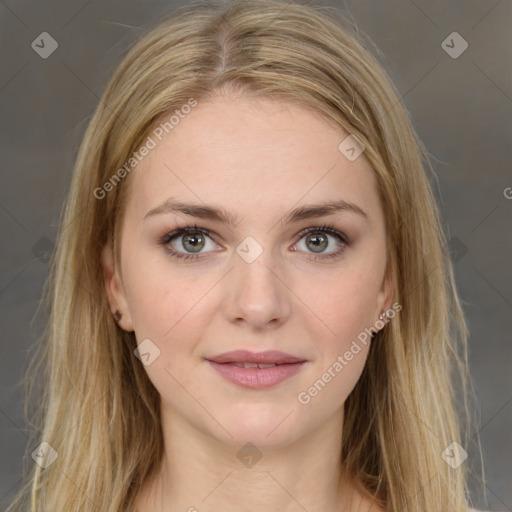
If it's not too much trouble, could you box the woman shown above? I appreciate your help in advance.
[8,1,488,511]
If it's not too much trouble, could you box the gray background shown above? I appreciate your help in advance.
[1,0,511,510]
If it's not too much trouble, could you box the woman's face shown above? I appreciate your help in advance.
[103,94,392,448]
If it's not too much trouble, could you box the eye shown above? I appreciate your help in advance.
[159,225,220,261]
[293,224,349,261]
[158,223,350,262]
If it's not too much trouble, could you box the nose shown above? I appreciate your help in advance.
[222,246,291,330]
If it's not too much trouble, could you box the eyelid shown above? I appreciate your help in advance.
[295,225,350,245]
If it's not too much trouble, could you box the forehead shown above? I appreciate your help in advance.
[125,96,381,224]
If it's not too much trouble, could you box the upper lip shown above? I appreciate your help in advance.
[207,350,306,365]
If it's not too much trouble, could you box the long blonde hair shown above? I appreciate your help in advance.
[8,1,483,511]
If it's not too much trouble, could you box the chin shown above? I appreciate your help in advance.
[209,403,305,450]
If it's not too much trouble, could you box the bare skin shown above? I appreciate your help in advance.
[102,92,391,512]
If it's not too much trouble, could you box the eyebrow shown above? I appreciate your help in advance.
[143,197,368,225]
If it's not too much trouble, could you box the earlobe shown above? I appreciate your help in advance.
[100,242,134,332]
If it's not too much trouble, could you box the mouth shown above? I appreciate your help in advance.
[206,350,307,389]
[222,362,280,368]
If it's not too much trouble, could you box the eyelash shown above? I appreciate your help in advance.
[158,223,350,262]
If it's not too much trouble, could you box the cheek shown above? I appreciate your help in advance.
[303,260,384,348]
[122,247,217,342]
[122,255,213,400]
[296,266,379,410]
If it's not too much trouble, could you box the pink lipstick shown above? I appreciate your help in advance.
[206,350,306,389]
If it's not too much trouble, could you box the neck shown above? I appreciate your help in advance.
[133,405,378,512]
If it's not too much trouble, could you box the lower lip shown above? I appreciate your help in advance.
[207,361,305,389]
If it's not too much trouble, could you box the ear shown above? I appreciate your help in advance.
[374,265,394,327]
[101,241,135,332]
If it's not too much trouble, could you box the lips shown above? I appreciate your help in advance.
[207,350,306,365]
[206,350,307,389]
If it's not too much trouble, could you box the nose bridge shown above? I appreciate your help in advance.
[235,236,281,298]
[224,234,291,327]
